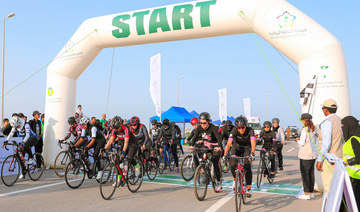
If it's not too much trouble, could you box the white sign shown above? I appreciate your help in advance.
[150,53,162,117]
[243,98,251,117]
[218,88,227,122]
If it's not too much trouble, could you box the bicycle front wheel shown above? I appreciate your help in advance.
[54,151,71,177]
[146,159,158,181]
[256,159,263,188]
[100,162,118,200]
[180,155,195,181]
[235,172,242,212]
[65,159,85,189]
[95,156,110,183]
[1,155,20,186]
[126,158,144,193]
[28,153,45,181]
[158,152,166,174]
[193,165,208,201]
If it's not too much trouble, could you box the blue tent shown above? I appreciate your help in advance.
[190,110,199,118]
[149,106,196,123]
[213,116,235,125]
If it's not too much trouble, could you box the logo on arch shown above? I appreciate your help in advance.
[48,87,54,96]
[277,11,296,28]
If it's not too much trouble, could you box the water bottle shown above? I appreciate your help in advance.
[210,164,214,178]
[120,162,124,169]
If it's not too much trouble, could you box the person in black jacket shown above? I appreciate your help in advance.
[171,121,184,155]
[29,110,43,167]
[158,119,180,172]
[260,121,277,178]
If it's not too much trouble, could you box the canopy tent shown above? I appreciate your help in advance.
[150,106,195,123]
[213,116,235,125]
[190,110,199,118]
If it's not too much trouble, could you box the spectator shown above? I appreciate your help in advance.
[316,99,343,197]
[29,110,43,167]
[286,127,291,141]
[296,113,318,200]
[40,114,45,137]
[76,105,83,118]
[100,113,106,128]
[1,118,10,136]
[340,116,360,210]
[75,112,80,123]
[91,117,96,125]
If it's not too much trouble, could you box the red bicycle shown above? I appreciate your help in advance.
[231,155,251,212]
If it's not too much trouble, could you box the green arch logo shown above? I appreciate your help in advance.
[48,87,54,96]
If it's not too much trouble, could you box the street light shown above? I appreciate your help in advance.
[2,13,15,127]
[266,92,271,121]
[177,76,184,107]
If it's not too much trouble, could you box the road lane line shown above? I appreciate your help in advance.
[205,192,234,212]
[287,148,295,153]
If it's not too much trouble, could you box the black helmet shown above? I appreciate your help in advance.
[130,116,140,126]
[151,119,158,125]
[163,118,170,126]
[68,116,76,125]
[222,120,226,125]
[272,118,280,123]
[263,121,272,128]
[225,120,233,126]
[235,116,247,127]
[111,116,123,129]
[199,112,211,121]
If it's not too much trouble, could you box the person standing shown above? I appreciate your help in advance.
[286,127,291,141]
[316,99,343,197]
[29,110,43,167]
[272,118,285,170]
[0,118,10,136]
[340,116,360,210]
[296,113,318,200]
[76,105,83,118]
[100,113,107,128]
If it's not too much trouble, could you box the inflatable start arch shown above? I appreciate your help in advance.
[44,0,350,165]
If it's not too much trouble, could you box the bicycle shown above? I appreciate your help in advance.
[64,147,109,189]
[256,148,277,187]
[1,140,44,186]
[139,147,159,181]
[193,147,221,201]
[99,150,144,200]
[158,141,175,174]
[180,146,202,181]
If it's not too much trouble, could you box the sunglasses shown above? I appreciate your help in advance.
[200,122,208,125]
[237,126,246,130]
[264,126,270,129]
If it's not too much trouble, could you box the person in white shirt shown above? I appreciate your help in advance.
[76,105,83,118]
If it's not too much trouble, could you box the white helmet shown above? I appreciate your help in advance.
[10,116,19,128]
[79,116,90,125]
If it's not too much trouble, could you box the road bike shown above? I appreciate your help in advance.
[180,146,202,181]
[256,148,278,187]
[158,141,175,174]
[1,140,44,186]
[139,147,159,181]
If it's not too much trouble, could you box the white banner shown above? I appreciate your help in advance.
[150,53,162,117]
[218,88,227,122]
[243,98,251,117]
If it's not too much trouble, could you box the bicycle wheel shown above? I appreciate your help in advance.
[1,155,20,186]
[96,156,110,183]
[235,172,242,212]
[242,172,247,205]
[126,158,143,193]
[274,155,279,174]
[169,153,175,171]
[146,159,158,181]
[158,152,166,174]
[65,159,85,189]
[28,153,45,181]
[100,162,118,200]
[266,159,274,184]
[54,151,71,177]
[221,159,230,173]
[193,165,208,201]
[256,159,263,188]
[180,155,195,181]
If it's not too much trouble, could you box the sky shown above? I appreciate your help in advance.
[1,0,359,129]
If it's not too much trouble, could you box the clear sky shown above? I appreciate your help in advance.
[1,0,359,128]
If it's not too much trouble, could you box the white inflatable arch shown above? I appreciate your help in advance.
[44,0,350,165]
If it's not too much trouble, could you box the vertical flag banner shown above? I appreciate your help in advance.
[218,88,227,122]
[243,98,251,117]
[150,53,161,117]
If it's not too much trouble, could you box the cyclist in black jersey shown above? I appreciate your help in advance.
[158,119,180,172]
[149,119,161,155]
[130,116,152,161]
[189,112,223,192]
[221,120,235,146]
[260,121,277,178]
[223,116,256,197]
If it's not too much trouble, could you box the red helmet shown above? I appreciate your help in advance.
[191,117,199,125]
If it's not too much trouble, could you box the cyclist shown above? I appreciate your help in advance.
[221,120,235,147]
[61,116,82,145]
[130,116,152,162]
[172,121,184,155]
[4,115,39,179]
[76,116,106,180]
[149,119,161,156]
[260,121,277,178]
[272,118,285,170]
[223,115,256,197]
[185,117,202,168]
[103,121,112,140]
[158,118,179,172]
[189,112,223,192]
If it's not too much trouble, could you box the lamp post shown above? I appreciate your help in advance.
[2,13,15,127]
[177,76,184,107]
[266,92,271,121]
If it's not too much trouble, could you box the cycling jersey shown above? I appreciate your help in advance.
[64,124,82,143]
[132,124,151,146]
[188,128,202,144]
[81,126,105,144]
[228,127,255,148]
[260,130,276,150]
[159,125,176,143]
[7,123,38,143]
[150,127,160,141]
[111,125,137,144]
[190,123,222,148]
[221,125,235,141]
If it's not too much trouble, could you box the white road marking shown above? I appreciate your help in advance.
[287,148,295,153]
[205,192,234,212]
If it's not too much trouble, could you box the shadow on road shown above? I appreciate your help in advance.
[245,194,296,211]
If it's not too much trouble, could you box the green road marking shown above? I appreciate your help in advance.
[144,175,302,196]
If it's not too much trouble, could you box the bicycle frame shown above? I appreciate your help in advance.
[231,156,248,195]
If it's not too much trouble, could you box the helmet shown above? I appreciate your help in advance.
[191,117,199,125]
[162,118,170,126]
[272,118,280,123]
[235,116,247,127]
[151,119,158,125]
[104,121,109,128]
[199,112,211,121]
[79,116,90,125]
[68,116,76,125]
[171,121,175,125]
[263,121,272,128]
[130,116,140,126]
[10,116,24,129]
[222,120,226,125]
[111,116,123,129]
[225,120,233,125]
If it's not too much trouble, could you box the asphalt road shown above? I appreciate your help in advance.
[0,139,323,212]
